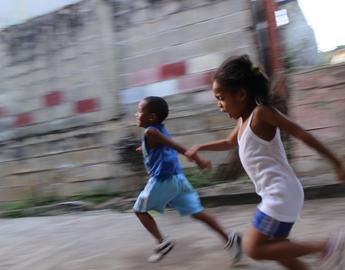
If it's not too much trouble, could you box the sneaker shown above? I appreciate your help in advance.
[225,232,242,265]
[319,232,345,270]
[148,237,175,263]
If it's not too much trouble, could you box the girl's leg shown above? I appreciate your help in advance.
[278,258,310,270]
[135,212,164,243]
[243,226,326,269]
[191,211,228,242]
[272,238,310,270]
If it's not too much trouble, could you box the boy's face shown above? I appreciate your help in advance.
[135,100,155,128]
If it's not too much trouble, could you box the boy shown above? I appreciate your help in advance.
[133,96,242,263]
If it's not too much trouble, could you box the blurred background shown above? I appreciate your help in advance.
[0,0,344,208]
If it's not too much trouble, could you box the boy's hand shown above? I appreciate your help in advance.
[136,146,142,153]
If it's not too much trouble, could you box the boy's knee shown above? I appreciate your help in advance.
[135,211,147,217]
[191,211,205,219]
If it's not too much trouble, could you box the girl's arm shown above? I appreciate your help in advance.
[185,121,240,159]
[257,106,345,181]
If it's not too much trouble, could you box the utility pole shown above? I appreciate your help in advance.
[263,0,287,99]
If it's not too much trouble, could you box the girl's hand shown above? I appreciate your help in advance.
[336,163,345,183]
[136,146,142,153]
[185,145,200,161]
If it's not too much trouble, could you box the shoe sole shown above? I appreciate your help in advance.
[148,242,175,263]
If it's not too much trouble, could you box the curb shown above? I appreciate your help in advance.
[199,183,345,207]
[2,184,344,218]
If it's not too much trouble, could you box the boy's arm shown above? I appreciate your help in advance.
[145,127,187,154]
[258,106,345,181]
[145,127,211,169]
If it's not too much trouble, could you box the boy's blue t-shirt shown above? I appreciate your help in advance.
[142,123,182,179]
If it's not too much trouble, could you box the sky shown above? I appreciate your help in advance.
[0,0,344,52]
[0,0,80,27]
[298,0,345,51]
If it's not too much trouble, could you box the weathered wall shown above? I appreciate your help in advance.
[0,0,121,141]
[0,0,259,202]
[289,63,345,177]
[116,0,258,104]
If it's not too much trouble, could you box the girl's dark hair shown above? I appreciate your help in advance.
[144,96,169,123]
[214,55,271,105]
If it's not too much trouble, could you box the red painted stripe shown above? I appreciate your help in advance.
[177,71,214,92]
[0,107,6,117]
[44,91,63,107]
[160,61,186,80]
[74,98,99,114]
[130,68,161,86]
[15,112,33,127]
[129,61,187,87]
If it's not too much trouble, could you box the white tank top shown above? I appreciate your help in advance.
[238,111,304,222]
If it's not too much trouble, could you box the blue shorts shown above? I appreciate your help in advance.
[252,208,294,238]
[133,174,204,216]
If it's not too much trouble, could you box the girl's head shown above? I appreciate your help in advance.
[135,96,169,127]
[212,55,270,119]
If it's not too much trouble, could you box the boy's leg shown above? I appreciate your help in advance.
[191,211,228,242]
[133,177,175,244]
[169,175,234,243]
[191,210,242,265]
[135,212,175,263]
[135,212,164,243]
[170,175,242,264]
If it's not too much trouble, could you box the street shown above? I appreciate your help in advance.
[0,198,345,270]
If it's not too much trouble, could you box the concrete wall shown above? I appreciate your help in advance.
[289,63,345,177]
[0,0,120,141]
[0,0,343,204]
[116,0,258,104]
[0,0,260,202]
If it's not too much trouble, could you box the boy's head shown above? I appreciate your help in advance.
[135,96,169,127]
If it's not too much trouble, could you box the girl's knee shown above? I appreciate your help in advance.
[243,237,264,260]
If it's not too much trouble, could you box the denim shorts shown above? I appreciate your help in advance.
[252,208,294,238]
[133,174,204,216]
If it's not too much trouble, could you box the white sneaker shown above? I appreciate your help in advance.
[319,232,345,270]
[148,237,175,263]
[225,232,242,265]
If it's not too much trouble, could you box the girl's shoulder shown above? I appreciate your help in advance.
[251,105,278,138]
[253,105,280,122]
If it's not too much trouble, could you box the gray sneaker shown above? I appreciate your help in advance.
[319,232,345,270]
[148,237,175,263]
[225,232,242,265]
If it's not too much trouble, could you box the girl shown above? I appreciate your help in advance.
[186,55,345,270]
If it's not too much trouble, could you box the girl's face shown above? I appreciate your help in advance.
[212,80,245,119]
[135,100,155,127]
